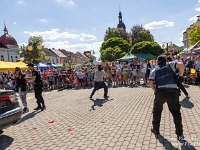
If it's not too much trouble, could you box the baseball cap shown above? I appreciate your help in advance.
[26,63,34,67]
[157,55,167,64]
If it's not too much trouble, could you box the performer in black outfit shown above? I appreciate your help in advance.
[27,63,46,111]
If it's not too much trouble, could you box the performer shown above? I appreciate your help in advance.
[90,65,108,99]
[27,63,46,111]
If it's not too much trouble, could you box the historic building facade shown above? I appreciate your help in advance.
[0,25,20,62]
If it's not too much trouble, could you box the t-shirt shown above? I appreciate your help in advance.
[94,71,106,82]
[32,70,42,83]
[16,74,27,91]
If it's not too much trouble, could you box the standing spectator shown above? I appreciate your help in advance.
[185,57,194,73]
[27,63,46,111]
[141,60,147,85]
[15,67,29,114]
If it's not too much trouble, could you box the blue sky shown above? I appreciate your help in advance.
[1,0,200,59]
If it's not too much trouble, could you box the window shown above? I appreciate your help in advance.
[1,55,4,61]
[11,56,13,62]
[15,56,18,61]
[57,58,59,63]
[52,59,55,64]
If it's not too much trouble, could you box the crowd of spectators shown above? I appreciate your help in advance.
[0,55,200,92]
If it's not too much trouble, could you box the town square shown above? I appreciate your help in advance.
[1,0,200,150]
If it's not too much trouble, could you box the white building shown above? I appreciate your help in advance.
[0,25,20,62]
[50,48,67,64]
[43,48,60,64]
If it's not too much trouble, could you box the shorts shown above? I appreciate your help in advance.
[112,74,115,78]
[133,76,136,80]
[136,71,140,75]
[49,81,53,85]
[141,72,146,78]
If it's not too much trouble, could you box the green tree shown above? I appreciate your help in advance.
[131,41,164,56]
[130,24,154,46]
[100,37,129,62]
[100,47,126,62]
[188,25,200,46]
[21,36,48,64]
[104,27,121,41]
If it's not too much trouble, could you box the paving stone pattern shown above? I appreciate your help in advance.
[1,85,200,150]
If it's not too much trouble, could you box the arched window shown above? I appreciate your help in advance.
[1,55,4,61]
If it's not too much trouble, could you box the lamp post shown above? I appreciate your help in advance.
[86,50,95,64]
[162,42,173,53]
[195,15,200,27]
[27,43,42,64]
[67,52,71,68]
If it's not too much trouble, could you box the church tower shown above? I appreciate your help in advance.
[117,7,126,30]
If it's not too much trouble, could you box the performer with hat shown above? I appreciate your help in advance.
[27,63,46,111]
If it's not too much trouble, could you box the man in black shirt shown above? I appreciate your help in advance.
[27,63,46,111]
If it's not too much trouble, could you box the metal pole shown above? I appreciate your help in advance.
[166,43,168,52]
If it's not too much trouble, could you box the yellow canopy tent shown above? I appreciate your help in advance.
[0,61,28,72]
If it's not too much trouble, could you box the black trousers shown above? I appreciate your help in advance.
[180,83,188,96]
[152,89,183,136]
[34,85,45,108]
[90,81,108,98]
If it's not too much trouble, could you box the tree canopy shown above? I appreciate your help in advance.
[130,24,154,46]
[21,36,48,64]
[104,27,121,41]
[131,41,164,56]
[188,25,200,46]
[100,37,129,61]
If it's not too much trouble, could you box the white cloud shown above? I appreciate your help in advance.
[196,7,200,11]
[23,28,80,40]
[43,41,102,58]
[178,37,182,41]
[18,0,23,4]
[144,20,174,30]
[67,0,75,6]
[56,0,75,6]
[80,33,96,41]
[13,22,17,25]
[39,19,48,23]
[189,15,198,21]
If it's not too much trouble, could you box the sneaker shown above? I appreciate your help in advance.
[0,130,3,135]
[151,128,160,135]
[23,107,29,114]
[104,95,109,99]
[34,107,41,111]
[41,106,46,111]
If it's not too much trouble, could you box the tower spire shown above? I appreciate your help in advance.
[3,21,8,34]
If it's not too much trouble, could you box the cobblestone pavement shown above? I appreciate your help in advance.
[1,84,200,150]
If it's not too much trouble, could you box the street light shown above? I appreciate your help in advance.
[195,15,200,27]
[85,50,95,64]
[27,43,43,64]
[67,52,71,68]
[162,42,173,53]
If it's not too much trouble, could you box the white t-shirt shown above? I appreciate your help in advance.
[77,72,83,79]
[142,63,147,73]
[94,71,106,82]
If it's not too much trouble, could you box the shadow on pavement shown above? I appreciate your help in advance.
[90,98,113,110]
[14,111,41,125]
[180,97,194,109]
[155,134,179,150]
[0,135,14,150]
[155,134,196,150]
